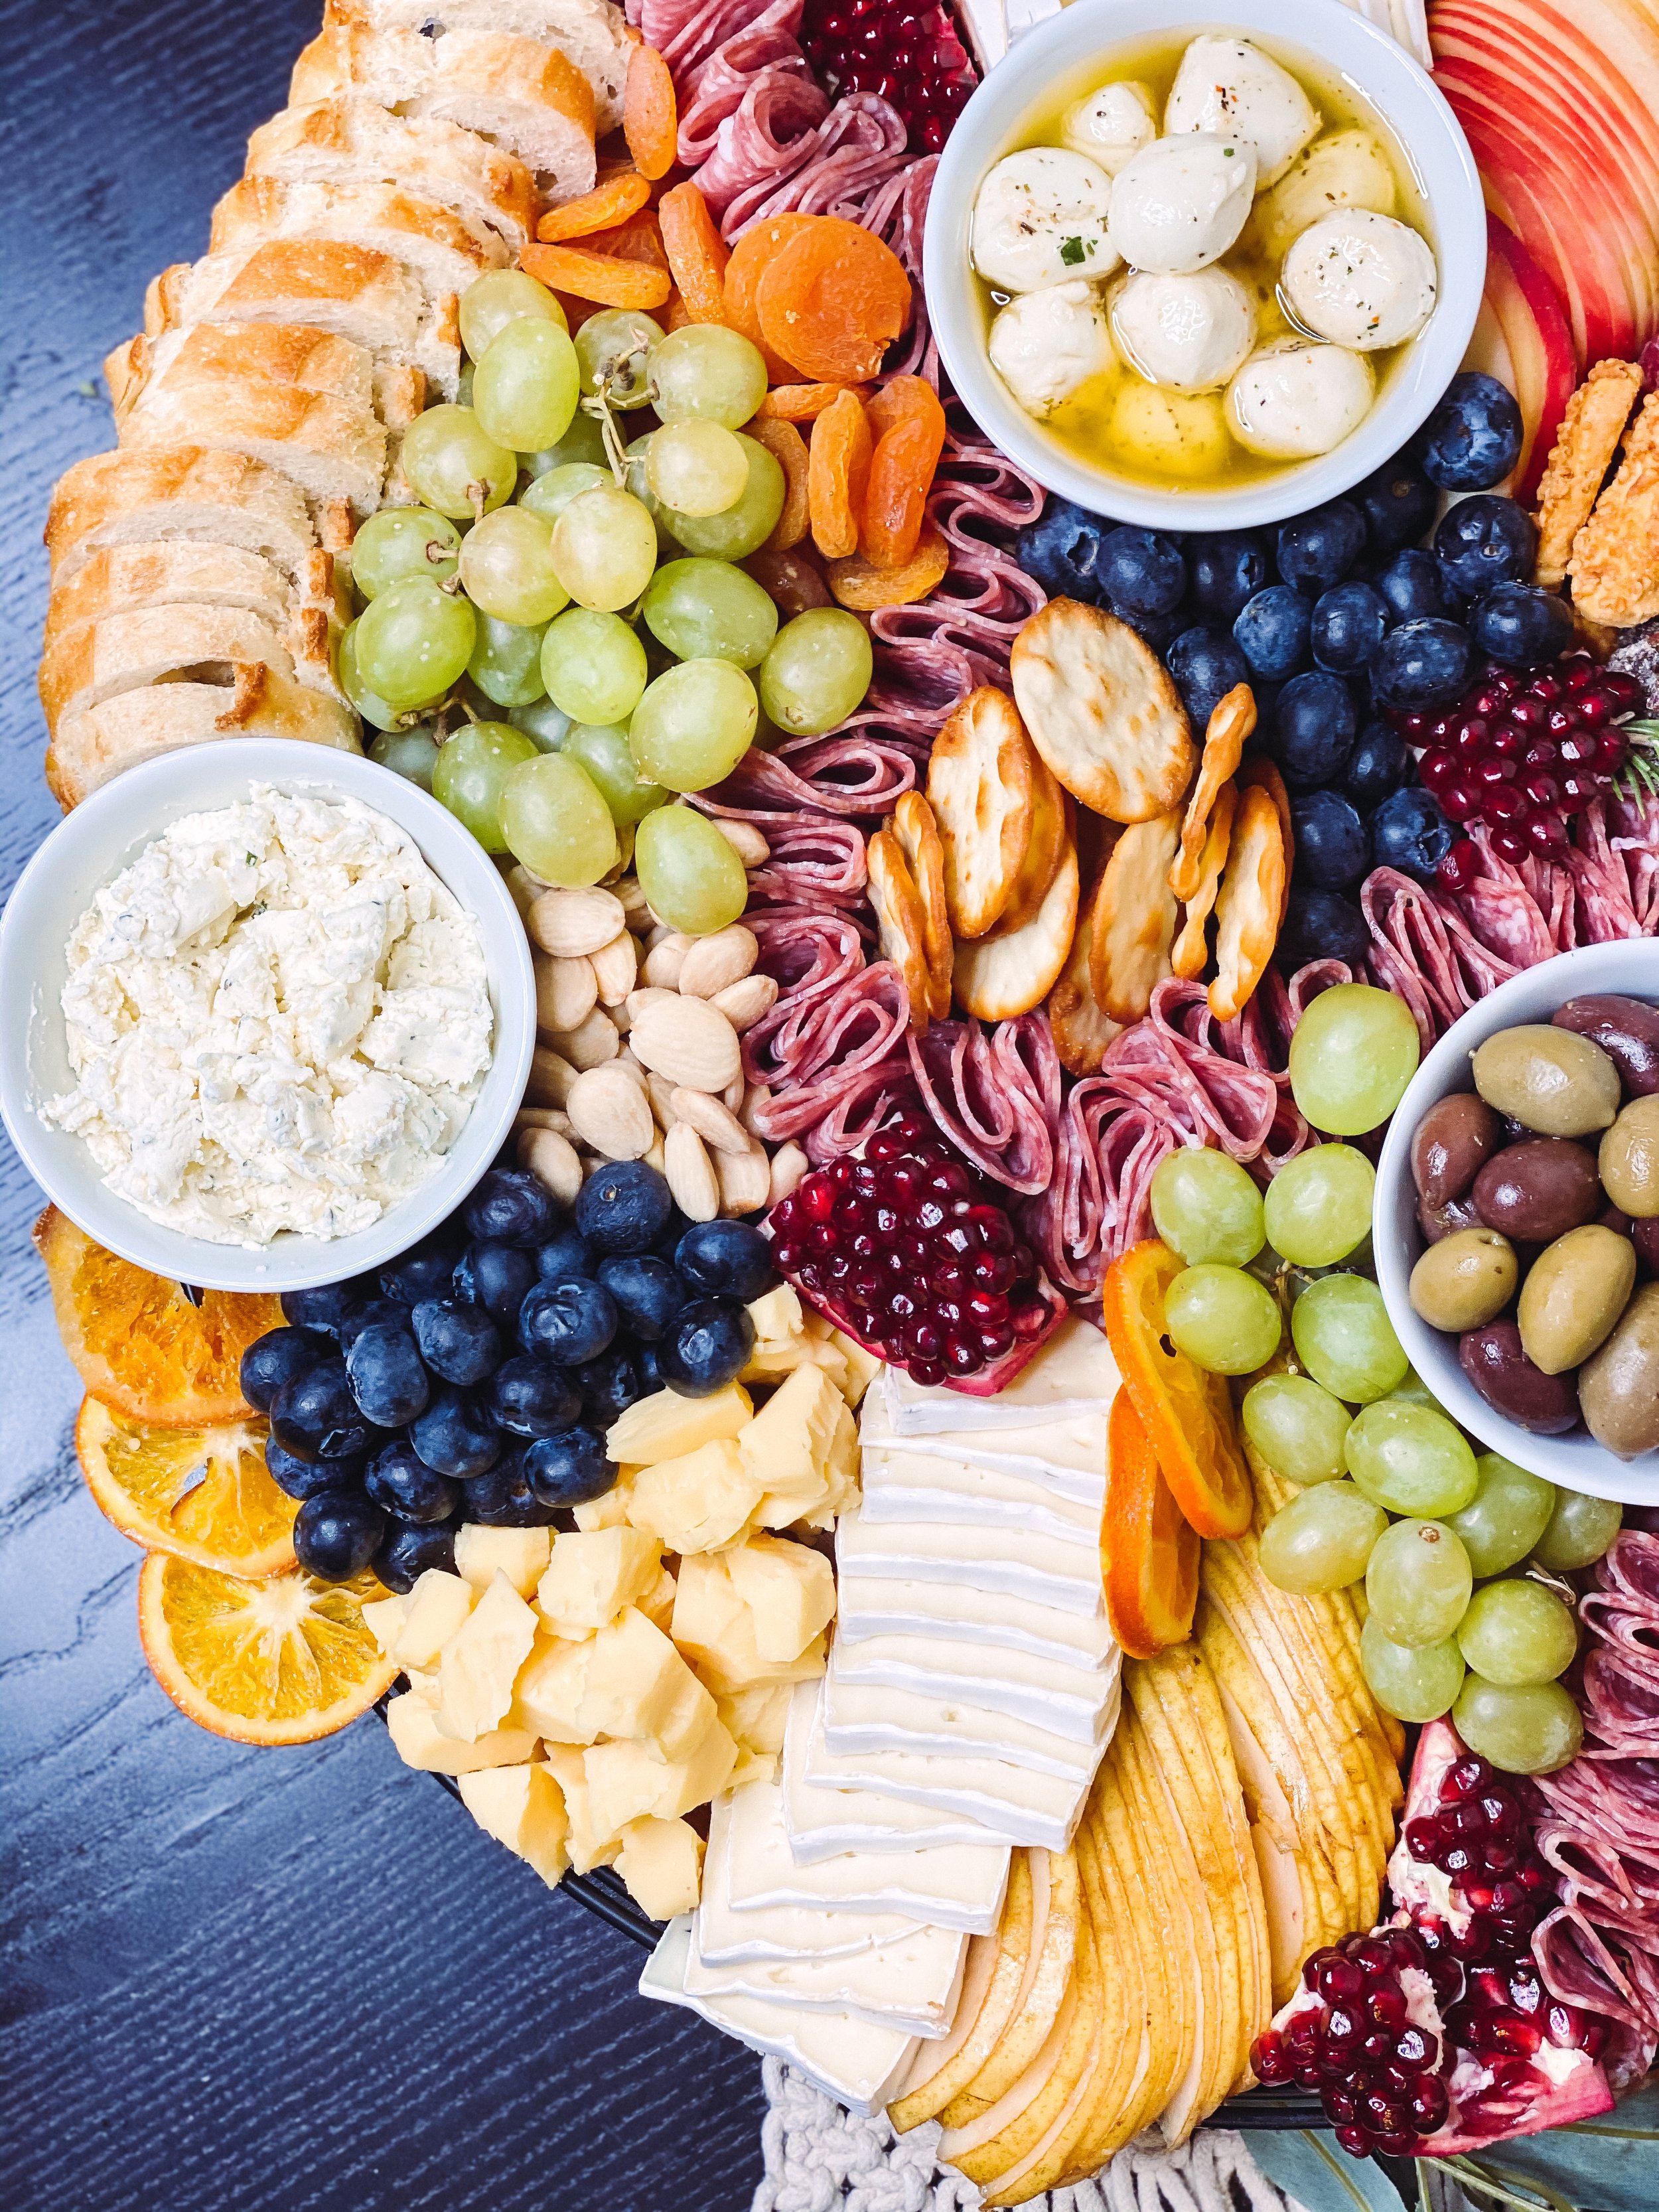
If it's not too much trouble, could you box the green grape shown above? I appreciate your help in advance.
[642,557,778,669]
[1388,1368,1437,1409]
[1287,984,1421,1136]
[635,806,749,934]
[522,409,609,475]
[432,720,538,851]
[521,462,613,524]
[1262,1144,1375,1267]
[468,611,548,707]
[355,577,476,710]
[350,506,461,599]
[629,658,758,791]
[368,725,441,790]
[1452,1676,1583,1775]
[337,618,401,731]
[648,324,769,429]
[1457,1579,1578,1686]
[1445,1455,1557,1578]
[459,268,566,361]
[760,607,873,737]
[1149,1148,1265,1266]
[574,308,664,409]
[563,721,669,826]
[539,609,648,724]
[508,694,572,752]
[473,317,581,453]
[1164,1264,1282,1376]
[1290,1273,1408,1402]
[500,753,618,885]
[458,359,474,407]
[622,433,686,556]
[1258,1481,1387,1595]
[646,419,751,516]
[658,435,784,558]
[551,487,659,611]
[458,504,569,626]
[1342,1400,1479,1517]
[1365,1518,1473,1648]
[1242,1374,1350,1485]
[1533,1488,1623,1573]
[1360,1617,1465,1724]
[399,404,517,519]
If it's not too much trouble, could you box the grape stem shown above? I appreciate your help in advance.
[581,390,630,490]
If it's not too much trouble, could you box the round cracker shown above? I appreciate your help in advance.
[867,828,933,1033]
[955,836,1079,1023]
[1011,600,1195,824]
[927,686,1033,938]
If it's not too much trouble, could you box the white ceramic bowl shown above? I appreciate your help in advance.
[924,0,1486,532]
[0,740,536,1295]
[1374,940,1659,1506]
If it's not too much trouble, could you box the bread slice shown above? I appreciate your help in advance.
[108,322,377,423]
[40,602,309,735]
[246,95,536,250]
[325,0,632,135]
[44,540,346,682]
[210,174,508,303]
[290,23,596,201]
[45,447,319,586]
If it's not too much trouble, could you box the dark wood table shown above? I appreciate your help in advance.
[0,5,764,2203]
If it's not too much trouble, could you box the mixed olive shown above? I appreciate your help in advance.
[1407,995,1659,1457]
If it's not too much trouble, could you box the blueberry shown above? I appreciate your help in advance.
[536,1226,593,1282]
[675,1220,776,1303]
[338,1297,413,1353]
[1098,526,1187,617]
[636,1342,662,1393]
[519,1275,619,1364]
[1419,371,1525,491]
[293,1490,386,1582]
[486,1353,582,1438]
[271,1359,373,1462]
[265,1437,354,1501]
[411,1297,502,1385]
[597,1253,685,1341]
[410,1388,502,1479]
[1277,502,1365,595]
[240,1327,330,1414]
[1188,533,1267,623]
[1311,582,1389,675]
[1166,625,1250,731]
[1356,458,1437,552]
[279,1283,362,1339]
[453,1240,536,1321]
[1374,547,1447,624]
[372,1516,459,1593]
[572,1345,645,1422]
[575,1161,674,1254]
[1233,585,1311,680]
[345,1323,431,1429]
[463,1447,557,1528]
[1013,498,1112,602]
[1290,790,1369,889]
[1433,496,1538,599]
[1277,889,1371,971]
[1116,605,1181,653]
[659,1298,756,1398]
[651,1203,695,1261]
[523,1426,616,1508]
[1269,670,1358,790]
[463,1167,560,1248]
[1371,786,1455,882]
[1344,720,1411,812]
[379,1242,462,1305]
[364,1439,459,1524]
[1372,617,1471,711]
[1469,582,1575,667]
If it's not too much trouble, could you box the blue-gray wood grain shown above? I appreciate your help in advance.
[0,5,764,2205]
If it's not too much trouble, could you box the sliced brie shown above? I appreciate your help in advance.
[698,1880,918,1964]
[859,1445,1100,1540]
[782,1681,1011,1860]
[837,1569,1118,1667]
[822,1673,1104,1781]
[830,1630,1118,1740]
[684,1914,969,2038]
[836,1507,1105,1615]
[882,1314,1118,1432]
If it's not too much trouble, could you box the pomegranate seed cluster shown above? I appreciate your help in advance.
[766,1111,1050,1386]
[798,0,975,151]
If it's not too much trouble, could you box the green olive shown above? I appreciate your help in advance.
[1471,1025,1622,1138]
[1599,1095,1659,1218]
[1408,1226,1518,1333]
[1579,1280,1659,1458]
[1516,1224,1636,1374]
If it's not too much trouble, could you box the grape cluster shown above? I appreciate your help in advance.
[244,1163,774,1592]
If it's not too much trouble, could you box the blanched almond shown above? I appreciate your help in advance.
[677,924,758,999]
[515,1105,573,1137]
[642,934,692,989]
[617,877,653,927]
[536,950,598,1036]
[741,1082,773,1138]
[528,886,628,958]
[646,1072,680,1130]
[768,1141,809,1205]
[721,1070,747,1114]
[713,818,770,868]
[717,1142,772,1217]
[710,974,778,1032]
[613,1050,649,1089]
[547,1006,622,1070]
[506,863,549,918]
[590,930,638,1006]
[665,1122,719,1221]
[630,996,742,1092]
[671,1087,753,1155]
[566,1065,656,1159]
[626,986,677,1025]
[519,1125,583,1204]
[527,1047,577,1108]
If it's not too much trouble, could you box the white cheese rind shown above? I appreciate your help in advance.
[836,1569,1118,1666]
[682,1915,968,2038]
[822,1675,1103,1781]
[859,1447,1100,1540]
[830,1630,1118,1741]
[697,1878,919,1964]
[835,1507,1104,1614]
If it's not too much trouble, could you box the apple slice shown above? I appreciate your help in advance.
[1116,1706,1216,2146]
[1482,214,1579,500]
[891,1852,1035,2128]
[966,1895,1103,2197]
[937,1848,1080,2128]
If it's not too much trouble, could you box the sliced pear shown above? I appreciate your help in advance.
[1063,1785,1161,2177]
[1100,1720,1190,2142]
[1043,1808,1137,2187]
[937,1849,1078,2128]
[891,1851,1036,2129]
[1115,1706,1217,2146]
[979,1872,1104,2205]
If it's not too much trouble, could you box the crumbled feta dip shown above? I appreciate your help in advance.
[43,784,494,1246]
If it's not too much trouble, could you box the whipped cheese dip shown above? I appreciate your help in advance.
[43,782,493,1246]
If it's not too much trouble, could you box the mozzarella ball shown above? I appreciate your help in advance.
[1108,133,1257,276]
[1165,34,1319,186]
[1226,338,1376,458]
[972,147,1118,293]
[1283,209,1439,350]
[1252,127,1399,261]
[1110,384,1233,481]
[1111,267,1257,392]
[989,281,1114,417]
[1060,80,1158,174]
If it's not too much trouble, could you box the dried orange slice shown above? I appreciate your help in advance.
[35,1205,282,1426]
[76,1396,297,1578]
[1102,1388,1199,1659]
[138,1552,396,1745]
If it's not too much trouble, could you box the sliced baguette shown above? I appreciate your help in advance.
[49,664,360,809]
[109,321,377,424]
[117,353,388,516]
[325,0,632,135]
[45,448,319,587]
[45,542,294,646]
[210,173,508,301]
[40,603,309,735]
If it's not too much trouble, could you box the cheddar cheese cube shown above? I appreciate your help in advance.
[386,1692,536,1775]
[394,1569,476,1670]
[615,1816,704,1919]
[724,1535,837,1660]
[573,1482,632,1532]
[717,1679,794,1759]
[362,1593,409,1657]
[436,1572,540,1743]
[626,1438,764,1554]
[583,1706,738,1833]
[455,1524,553,1597]
[607,1382,752,1467]
[541,1742,621,1872]
[536,1528,662,1639]
[671,1549,832,1695]
[457,1762,571,1887]
[514,1606,713,1751]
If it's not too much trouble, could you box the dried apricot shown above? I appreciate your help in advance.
[624,42,678,182]
[749,417,810,552]
[754,217,912,382]
[519,241,672,310]
[659,183,731,325]
[861,374,946,569]
[828,519,948,608]
[581,208,670,272]
[807,387,872,561]
[758,382,871,422]
[723,214,814,380]
[536,169,651,243]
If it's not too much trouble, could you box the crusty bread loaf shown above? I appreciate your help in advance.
[246,96,536,250]
[39,602,303,735]
[119,364,388,517]
[290,23,596,202]
[45,448,321,585]
[324,0,632,135]
[210,174,508,304]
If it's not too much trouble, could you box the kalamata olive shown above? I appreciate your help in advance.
[1410,1092,1502,1209]
[1634,1218,1659,1277]
[1601,1205,1634,1236]
[1553,994,1659,1097]
[1579,1282,1659,1457]
[1600,1095,1659,1218]
[1472,1138,1601,1242]
[743,547,833,615]
[1409,1227,1518,1333]
[1471,1025,1623,1137]
[1516,1224,1636,1375]
[1419,1192,1483,1244]
[1459,1320,1581,1434]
